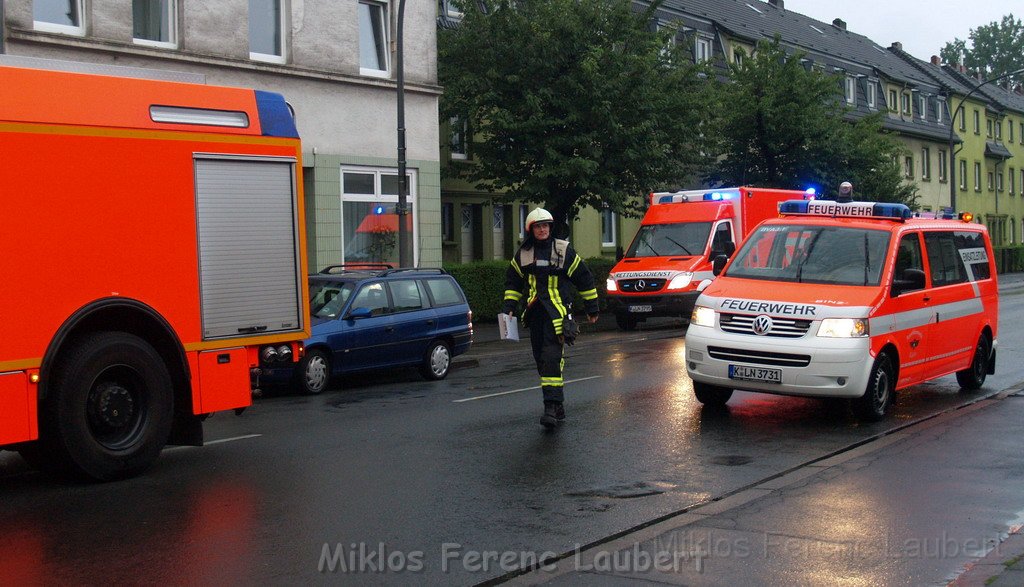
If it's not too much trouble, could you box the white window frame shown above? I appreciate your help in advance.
[844,76,856,105]
[901,93,911,116]
[249,0,286,64]
[903,156,913,179]
[449,117,468,160]
[938,149,947,182]
[866,81,877,109]
[974,162,982,191]
[695,36,712,63]
[918,95,926,120]
[340,165,419,265]
[133,0,178,49]
[601,207,617,247]
[995,119,1002,140]
[1009,167,1016,196]
[996,172,1003,192]
[34,0,85,35]
[888,89,898,112]
[936,98,944,124]
[359,0,391,78]
[519,204,529,240]
[959,160,968,190]
[921,147,930,180]
[443,0,463,18]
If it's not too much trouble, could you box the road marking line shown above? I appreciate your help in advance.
[453,376,603,403]
[165,434,262,450]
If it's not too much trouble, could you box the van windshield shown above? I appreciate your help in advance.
[726,224,891,286]
[626,222,711,257]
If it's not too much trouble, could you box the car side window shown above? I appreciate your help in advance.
[388,279,426,313]
[424,278,465,306]
[350,282,391,316]
[924,232,968,287]
[894,233,924,279]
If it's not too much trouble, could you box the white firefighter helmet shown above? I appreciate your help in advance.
[839,181,853,194]
[525,208,554,232]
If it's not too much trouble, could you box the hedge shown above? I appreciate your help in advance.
[994,246,1024,274]
[444,256,617,323]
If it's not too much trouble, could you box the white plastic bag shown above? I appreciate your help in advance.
[497,313,519,341]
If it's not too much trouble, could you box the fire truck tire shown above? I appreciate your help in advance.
[693,381,733,406]
[615,313,638,331]
[854,352,894,422]
[41,332,174,481]
[955,334,990,391]
[296,349,330,395]
[419,339,452,380]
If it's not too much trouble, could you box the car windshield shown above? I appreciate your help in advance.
[726,224,891,286]
[626,222,712,257]
[310,281,356,318]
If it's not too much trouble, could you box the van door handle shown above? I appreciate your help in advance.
[922,296,931,302]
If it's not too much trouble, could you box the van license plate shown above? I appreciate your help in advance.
[628,305,653,313]
[729,365,782,384]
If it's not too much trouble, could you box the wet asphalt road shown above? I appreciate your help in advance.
[2,290,1023,585]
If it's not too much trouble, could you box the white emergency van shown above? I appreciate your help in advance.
[684,199,998,420]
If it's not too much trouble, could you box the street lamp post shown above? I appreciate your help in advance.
[947,67,1024,213]
[395,0,412,267]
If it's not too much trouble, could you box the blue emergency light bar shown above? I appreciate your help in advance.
[778,200,912,221]
[656,189,738,204]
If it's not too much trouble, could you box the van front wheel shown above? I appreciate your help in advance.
[855,353,894,421]
[693,382,733,407]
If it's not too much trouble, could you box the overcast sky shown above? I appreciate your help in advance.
[784,0,1019,61]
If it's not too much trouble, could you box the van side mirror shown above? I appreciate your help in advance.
[891,268,926,296]
[712,254,729,276]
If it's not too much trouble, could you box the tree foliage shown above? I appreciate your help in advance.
[705,38,917,206]
[438,0,716,231]
[940,14,1024,85]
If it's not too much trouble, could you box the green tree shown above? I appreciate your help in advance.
[439,0,716,232]
[940,14,1024,85]
[706,38,917,206]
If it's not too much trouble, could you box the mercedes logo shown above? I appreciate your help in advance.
[752,315,773,335]
[635,279,646,291]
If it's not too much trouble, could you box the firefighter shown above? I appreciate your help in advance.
[503,208,599,428]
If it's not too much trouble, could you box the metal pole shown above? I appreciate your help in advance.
[947,67,1024,213]
[1,0,7,54]
[396,0,411,267]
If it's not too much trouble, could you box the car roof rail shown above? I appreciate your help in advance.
[320,263,394,274]
[379,267,449,276]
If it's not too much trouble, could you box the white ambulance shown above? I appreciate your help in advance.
[684,199,998,420]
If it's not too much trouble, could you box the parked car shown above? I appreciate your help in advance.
[263,265,473,394]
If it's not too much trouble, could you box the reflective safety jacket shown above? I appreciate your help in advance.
[503,238,599,335]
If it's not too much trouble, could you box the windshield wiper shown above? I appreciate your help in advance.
[642,237,661,256]
[665,236,693,255]
[863,232,870,286]
[795,230,823,283]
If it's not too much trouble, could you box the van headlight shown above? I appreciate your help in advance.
[606,277,618,292]
[817,318,869,338]
[667,272,693,290]
[690,305,716,327]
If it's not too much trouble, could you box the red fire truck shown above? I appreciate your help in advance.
[0,58,310,480]
[606,187,812,330]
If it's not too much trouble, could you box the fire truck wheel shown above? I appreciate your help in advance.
[955,334,990,391]
[693,382,733,406]
[615,314,638,331]
[419,340,452,380]
[297,349,330,395]
[42,332,174,481]
[855,353,894,422]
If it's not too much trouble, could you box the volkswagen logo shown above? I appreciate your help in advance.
[752,315,773,335]
[635,279,646,291]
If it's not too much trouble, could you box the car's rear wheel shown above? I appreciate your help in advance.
[420,340,452,380]
[955,334,990,390]
[693,381,733,407]
[297,350,330,395]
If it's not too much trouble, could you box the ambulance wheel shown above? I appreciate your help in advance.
[40,332,174,481]
[855,353,894,422]
[297,349,330,395]
[615,314,638,331]
[693,382,733,407]
[955,334,990,391]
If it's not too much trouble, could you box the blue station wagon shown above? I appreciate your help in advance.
[265,266,473,394]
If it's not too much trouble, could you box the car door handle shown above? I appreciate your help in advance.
[425,320,436,325]
[385,326,395,332]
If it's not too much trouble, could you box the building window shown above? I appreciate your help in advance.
[974,162,981,191]
[904,156,914,179]
[844,77,856,104]
[918,95,926,119]
[936,99,944,124]
[1010,167,1016,196]
[959,160,968,190]
[449,117,468,160]
[1010,120,1016,143]
[921,147,931,180]
[996,172,1003,192]
[958,106,966,131]
[901,93,911,116]
[986,118,993,138]
[601,207,617,247]
[987,171,994,191]
[441,202,455,242]
[359,0,390,76]
[938,149,947,182]
[867,82,876,109]
[733,48,744,65]
[695,37,712,63]
[341,166,418,266]
[888,89,898,112]
[441,0,462,18]
[973,109,980,134]
[249,0,285,63]
[995,120,1002,140]
[133,0,177,48]
[34,0,84,35]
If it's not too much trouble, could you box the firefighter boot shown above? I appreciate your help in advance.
[554,402,566,421]
[540,402,559,428]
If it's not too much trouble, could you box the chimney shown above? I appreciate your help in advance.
[832,18,846,31]
[890,42,903,52]
[767,0,784,9]
[931,55,941,66]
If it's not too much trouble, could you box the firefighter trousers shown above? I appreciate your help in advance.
[528,308,565,403]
